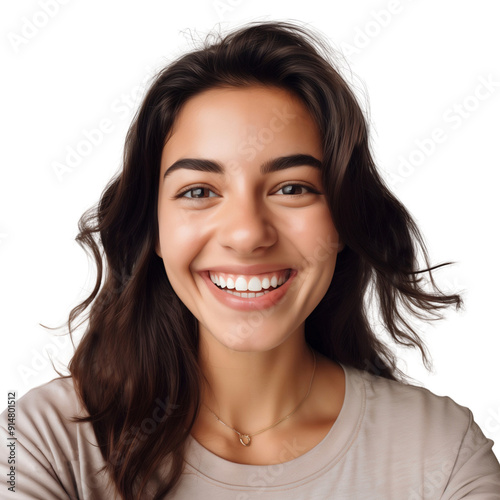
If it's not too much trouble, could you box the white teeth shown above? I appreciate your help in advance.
[209,271,290,293]
[235,277,248,291]
[248,277,262,292]
[225,290,271,297]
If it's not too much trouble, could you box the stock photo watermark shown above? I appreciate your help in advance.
[237,105,297,163]
[51,66,157,182]
[16,333,71,385]
[108,396,180,467]
[51,118,115,181]
[212,0,244,21]
[235,436,308,499]
[484,406,500,435]
[5,392,17,493]
[7,0,72,54]
[406,419,489,499]
[340,0,416,57]
[387,73,499,188]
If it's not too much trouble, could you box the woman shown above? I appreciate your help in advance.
[1,21,499,499]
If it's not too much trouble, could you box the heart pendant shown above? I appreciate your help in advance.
[239,434,251,446]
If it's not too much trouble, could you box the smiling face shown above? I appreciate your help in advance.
[156,85,342,352]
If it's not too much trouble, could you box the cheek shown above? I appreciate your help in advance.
[294,207,340,281]
[159,211,206,272]
[286,206,338,247]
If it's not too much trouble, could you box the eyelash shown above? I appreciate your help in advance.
[176,183,321,199]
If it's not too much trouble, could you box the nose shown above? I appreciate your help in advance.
[216,193,278,255]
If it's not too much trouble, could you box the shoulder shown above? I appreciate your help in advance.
[15,375,82,410]
[346,365,499,472]
[340,365,500,496]
[1,376,91,457]
[352,366,473,439]
[3,376,86,430]
[0,377,118,498]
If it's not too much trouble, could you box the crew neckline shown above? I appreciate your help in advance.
[183,363,366,489]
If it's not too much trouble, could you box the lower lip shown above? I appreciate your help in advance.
[200,270,297,311]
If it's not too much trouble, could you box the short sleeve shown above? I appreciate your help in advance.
[441,409,500,499]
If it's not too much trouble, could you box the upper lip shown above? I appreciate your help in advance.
[198,264,294,275]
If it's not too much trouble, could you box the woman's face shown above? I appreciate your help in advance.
[156,85,342,352]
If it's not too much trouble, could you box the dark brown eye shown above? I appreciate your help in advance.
[283,185,304,195]
[180,187,217,199]
[276,184,316,195]
[190,188,207,198]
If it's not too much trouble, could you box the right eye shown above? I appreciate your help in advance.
[178,186,218,199]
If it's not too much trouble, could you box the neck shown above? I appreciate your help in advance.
[197,329,316,436]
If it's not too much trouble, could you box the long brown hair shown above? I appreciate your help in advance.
[61,21,462,498]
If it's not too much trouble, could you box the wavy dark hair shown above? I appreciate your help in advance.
[61,20,462,499]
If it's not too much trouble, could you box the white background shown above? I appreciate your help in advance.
[1,0,499,461]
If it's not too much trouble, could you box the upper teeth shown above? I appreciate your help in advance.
[209,271,290,292]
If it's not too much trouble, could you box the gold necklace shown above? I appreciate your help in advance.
[204,348,317,447]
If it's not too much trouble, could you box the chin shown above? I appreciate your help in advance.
[203,322,294,353]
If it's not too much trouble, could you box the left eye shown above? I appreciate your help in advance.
[275,184,313,195]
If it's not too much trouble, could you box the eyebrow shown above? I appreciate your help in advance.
[162,154,322,179]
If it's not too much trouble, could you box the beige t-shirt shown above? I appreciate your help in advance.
[1,364,499,499]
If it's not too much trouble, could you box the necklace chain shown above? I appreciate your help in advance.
[204,347,317,447]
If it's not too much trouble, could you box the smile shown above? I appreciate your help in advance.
[201,269,296,311]
[209,269,291,297]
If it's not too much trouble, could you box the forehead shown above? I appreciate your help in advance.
[161,85,322,172]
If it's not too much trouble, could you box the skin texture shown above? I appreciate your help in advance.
[156,86,345,464]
